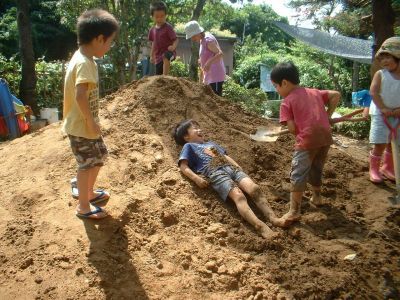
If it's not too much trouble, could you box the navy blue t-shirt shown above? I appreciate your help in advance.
[178,141,227,174]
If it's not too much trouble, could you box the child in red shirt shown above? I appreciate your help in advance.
[270,62,340,227]
[148,1,178,75]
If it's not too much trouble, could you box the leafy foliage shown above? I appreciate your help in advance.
[0,54,64,110]
[233,40,371,104]
[0,1,76,60]
[223,76,267,114]
[264,100,281,118]
[170,59,190,78]
[333,107,370,139]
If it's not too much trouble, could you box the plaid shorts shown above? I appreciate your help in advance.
[290,146,330,192]
[68,135,108,170]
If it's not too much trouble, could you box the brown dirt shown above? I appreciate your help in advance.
[0,76,399,300]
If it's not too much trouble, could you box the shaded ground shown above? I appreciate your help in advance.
[0,76,399,299]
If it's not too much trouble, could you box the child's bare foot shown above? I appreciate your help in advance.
[273,212,301,228]
[258,223,280,240]
[310,195,326,207]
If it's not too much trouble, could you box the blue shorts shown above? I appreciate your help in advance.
[290,146,330,192]
[206,165,249,201]
[369,114,400,144]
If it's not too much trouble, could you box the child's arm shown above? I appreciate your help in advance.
[326,90,341,117]
[203,41,223,71]
[224,155,242,170]
[285,120,296,135]
[370,71,391,116]
[168,39,178,52]
[180,160,209,188]
[76,83,100,135]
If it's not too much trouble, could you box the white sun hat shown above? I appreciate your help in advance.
[184,21,204,39]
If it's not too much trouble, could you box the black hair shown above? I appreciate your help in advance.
[173,119,199,146]
[270,61,300,85]
[77,9,119,45]
[150,1,167,16]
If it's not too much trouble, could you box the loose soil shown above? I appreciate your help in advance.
[0,76,399,300]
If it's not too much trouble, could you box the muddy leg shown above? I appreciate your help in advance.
[229,187,278,239]
[238,178,279,225]
[274,191,302,228]
[310,186,324,206]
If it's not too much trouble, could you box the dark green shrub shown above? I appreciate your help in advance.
[170,59,189,78]
[333,107,370,139]
[264,100,281,118]
[223,76,267,114]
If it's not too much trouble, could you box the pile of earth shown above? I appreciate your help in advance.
[0,76,398,299]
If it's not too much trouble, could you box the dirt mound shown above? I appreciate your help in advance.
[0,76,399,299]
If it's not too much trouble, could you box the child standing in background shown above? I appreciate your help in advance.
[368,37,400,183]
[148,1,178,75]
[184,21,225,96]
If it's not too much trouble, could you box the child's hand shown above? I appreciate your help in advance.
[195,177,209,189]
[150,56,155,64]
[167,45,175,52]
[88,120,101,135]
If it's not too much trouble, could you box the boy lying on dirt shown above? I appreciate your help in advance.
[174,119,279,239]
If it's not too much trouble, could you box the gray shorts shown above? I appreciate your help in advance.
[206,165,249,201]
[290,146,330,192]
[68,135,108,170]
[370,114,400,144]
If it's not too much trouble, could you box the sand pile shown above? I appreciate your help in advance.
[0,76,398,299]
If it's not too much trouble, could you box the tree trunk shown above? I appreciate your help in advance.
[188,0,207,81]
[370,0,395,77]
[16,0,38,114]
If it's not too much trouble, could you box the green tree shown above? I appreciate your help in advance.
[221,4,290,49]
[58,0,152,84]
[0,1,76,60]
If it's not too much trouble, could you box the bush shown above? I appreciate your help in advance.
[333,107,370,139]
[170,59,189,78]
[35,58,64,111]
[0,54,20,94]
[223,76,267,114]
[0,55,64,112]
[264,100,281,118]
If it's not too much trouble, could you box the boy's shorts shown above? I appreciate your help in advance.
[290,146,330,192]
[206,165,249,201]
[370,114,400,144]
[155,51,176,75]
[68,135,108,170]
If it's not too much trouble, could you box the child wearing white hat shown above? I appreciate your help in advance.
[185,21,226,96]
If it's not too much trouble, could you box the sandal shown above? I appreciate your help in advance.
[71,178,110,204]
[76,206,108,219]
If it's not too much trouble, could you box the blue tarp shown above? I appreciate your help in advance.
[0,79,20,139]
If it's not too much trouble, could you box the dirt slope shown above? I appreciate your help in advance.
[0,76,399,300]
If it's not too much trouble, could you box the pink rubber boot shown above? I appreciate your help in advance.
[380,150,395,181]
[369,151,383,183]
